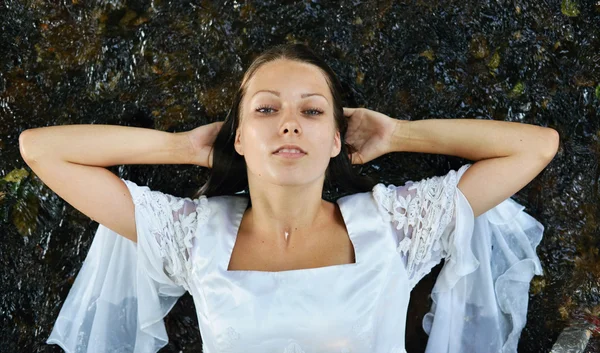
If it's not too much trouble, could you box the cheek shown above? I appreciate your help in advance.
[311,123,337,145]
[244,125,271,153]
[308,128,337,161]
[241,125,273,164]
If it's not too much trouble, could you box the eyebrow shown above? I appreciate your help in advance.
[252,90,329,104]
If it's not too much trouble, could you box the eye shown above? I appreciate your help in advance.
[256,104,276,114]
[305,108,324,115]
[254,105,324,116]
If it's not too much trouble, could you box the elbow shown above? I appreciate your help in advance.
[19,130,36,163]
[540,128,560,161]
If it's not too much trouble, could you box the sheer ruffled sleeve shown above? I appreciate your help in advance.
[372,164,474,291]
[46,179,211,353]
[373,164,546,353]
[123,179,210,292]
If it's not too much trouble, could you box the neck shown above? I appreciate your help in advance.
[245,179,327,250]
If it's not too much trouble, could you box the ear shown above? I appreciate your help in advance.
[331,129,341,158]
[234,127,244,156]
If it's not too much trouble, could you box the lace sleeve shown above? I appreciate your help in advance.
[121,179,211,292]
[46,180,214,352]
[372,164,472,290]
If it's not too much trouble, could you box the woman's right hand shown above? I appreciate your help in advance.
[184,121,224,168]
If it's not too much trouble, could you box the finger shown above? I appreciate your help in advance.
[343,107,355,117]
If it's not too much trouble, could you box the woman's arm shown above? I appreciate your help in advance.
[19,125,196,242]
[21,124,194,166]
[389,119,559,218]
[390,119,558,160]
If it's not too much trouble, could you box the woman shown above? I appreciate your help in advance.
[20,44,558,352]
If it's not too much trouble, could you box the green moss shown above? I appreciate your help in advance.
[3,168,29,183]
[509,82,525,97]
[561,0,580,17]
[596,84,600,101]
[487,50,500,70]
[419,49,435,61]
[469,35,489,59]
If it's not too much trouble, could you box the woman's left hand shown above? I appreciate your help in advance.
[343,107,399,164]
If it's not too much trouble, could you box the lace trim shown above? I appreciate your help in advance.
[372,169,460,289]
[132,189,211,290]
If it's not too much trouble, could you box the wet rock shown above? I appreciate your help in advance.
[355,69,365,85]
[469,34,489,59]
[119,9,138,26]
[551,325,593,353]
[1,1,599,352]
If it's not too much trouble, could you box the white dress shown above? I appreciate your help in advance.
[46,163,545,353]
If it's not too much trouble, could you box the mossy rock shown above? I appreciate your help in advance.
[561,0,580,17]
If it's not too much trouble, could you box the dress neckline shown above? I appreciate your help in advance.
[223,196,359,275]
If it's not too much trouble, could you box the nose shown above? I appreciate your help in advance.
[282,125,300,134]
[279,111,301,135]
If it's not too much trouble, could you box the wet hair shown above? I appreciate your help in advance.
[193,43,377,202]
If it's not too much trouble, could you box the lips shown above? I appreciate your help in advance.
[273,145,306,154]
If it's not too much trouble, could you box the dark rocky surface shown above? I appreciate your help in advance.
[1,0,599,352]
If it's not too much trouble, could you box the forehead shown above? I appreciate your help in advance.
[245,59,330,99]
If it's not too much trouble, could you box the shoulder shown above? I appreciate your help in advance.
[370,164,473,214]
[371,164,472,198]
[198,194,246,213]
[121,178,246,223]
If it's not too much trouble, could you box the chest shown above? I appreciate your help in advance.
[227,221,356,272]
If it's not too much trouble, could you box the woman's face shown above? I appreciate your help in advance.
[234,58,341,187]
